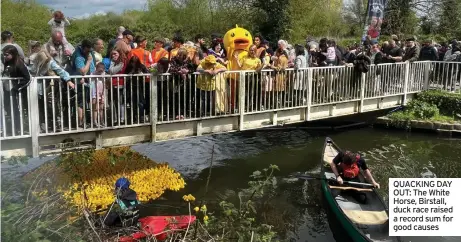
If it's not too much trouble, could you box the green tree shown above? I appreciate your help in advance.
[1,0,51,49]
[438,0,461,38]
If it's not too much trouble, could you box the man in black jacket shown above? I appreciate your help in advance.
[419,39,438,61]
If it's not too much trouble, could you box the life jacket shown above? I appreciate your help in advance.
[340,154,361,179]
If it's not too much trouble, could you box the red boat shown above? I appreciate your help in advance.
[119,215,196,241]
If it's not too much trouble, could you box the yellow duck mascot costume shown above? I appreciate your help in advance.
[223,25,253,111]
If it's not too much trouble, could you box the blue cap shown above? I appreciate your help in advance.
[115,177,130,189]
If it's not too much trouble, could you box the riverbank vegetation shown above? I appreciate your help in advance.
[1,145,289,241]
[386,90,461,129]
[2,0,461,49]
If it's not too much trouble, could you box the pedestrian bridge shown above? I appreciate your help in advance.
[1,61,459,158]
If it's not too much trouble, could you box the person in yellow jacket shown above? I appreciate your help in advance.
[196,55,228,116]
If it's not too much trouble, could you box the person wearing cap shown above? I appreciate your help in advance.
[105,26,126,58]
[1,31,25,60]
[114,30,133,60]
[151,37,169,64]
[104,177,140,227]
[402,37,420,62]
[196,55,227,116]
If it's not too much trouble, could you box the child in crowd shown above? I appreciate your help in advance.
[48,11,70,41]
[325,40,337,66]
[91,62,106,127]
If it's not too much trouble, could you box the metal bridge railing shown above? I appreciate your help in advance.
[1,61,459,154]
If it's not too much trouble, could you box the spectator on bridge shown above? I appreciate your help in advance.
[151,37,169,65]
[71,39,96,128]
[128,36,153,68]
[1,45,31,135]
[254,34,268,65]
[31,50,74,132]
[106,26,125,58]
[271,45,289,108]
[109,49,127,125]
[383,40,403,63]
[42,31,74,70]
[196,55,228,116]
[419,39,438,61]
[90,62,106,128]
[124,56,150,123]
[26,41,41,66]
[391,34,401,47]
[208,41,227,65]
[443,40,461,61]
[325,40,337,66]
[169,35,184,60]
[1,31,25,60]
[343,45,357,64]
[169,48,194,120]
[93,39,104,64]
[294,44,307,105]
[402,37,420,62]
[48,11,70,46]
[114,30,134,61]
[194,34,207,60]
[306,36,318,51]
[438,42,449,61]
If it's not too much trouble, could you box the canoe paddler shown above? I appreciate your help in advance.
[104,177,140,227]
[330,150,380,189]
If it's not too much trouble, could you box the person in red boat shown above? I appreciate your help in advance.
[104,177,140,227]
[330,150,380,189]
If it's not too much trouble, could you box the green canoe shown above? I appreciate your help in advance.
[320,137,402,242]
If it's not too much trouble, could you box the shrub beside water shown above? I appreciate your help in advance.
[386,90,461,128]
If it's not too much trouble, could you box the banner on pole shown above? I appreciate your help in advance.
[362,0,387,43]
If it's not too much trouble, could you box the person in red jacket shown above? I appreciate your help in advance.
[330,150,380,189]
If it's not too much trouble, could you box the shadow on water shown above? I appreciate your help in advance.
[133,127,461,242]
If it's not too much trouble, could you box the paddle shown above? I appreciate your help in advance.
[293,174,376,188]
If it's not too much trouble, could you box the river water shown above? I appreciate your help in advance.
[2,126,461,241]
[132,127,461,242]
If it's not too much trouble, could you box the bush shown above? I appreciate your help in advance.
[406,99,439,119]
[416,90,461,116]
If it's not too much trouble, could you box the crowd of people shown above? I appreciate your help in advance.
[1,10,461,136]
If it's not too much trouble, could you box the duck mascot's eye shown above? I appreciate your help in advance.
[231,33,235,37]
[245,32,249,36]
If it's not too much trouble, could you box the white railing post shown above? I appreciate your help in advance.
[238,71,245,131]
[306,68,313,121]
[28,77,40,157]
[403,61,410,105]
[150,73,157,142]
[359,73,366,113]
[423,62,430,90]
